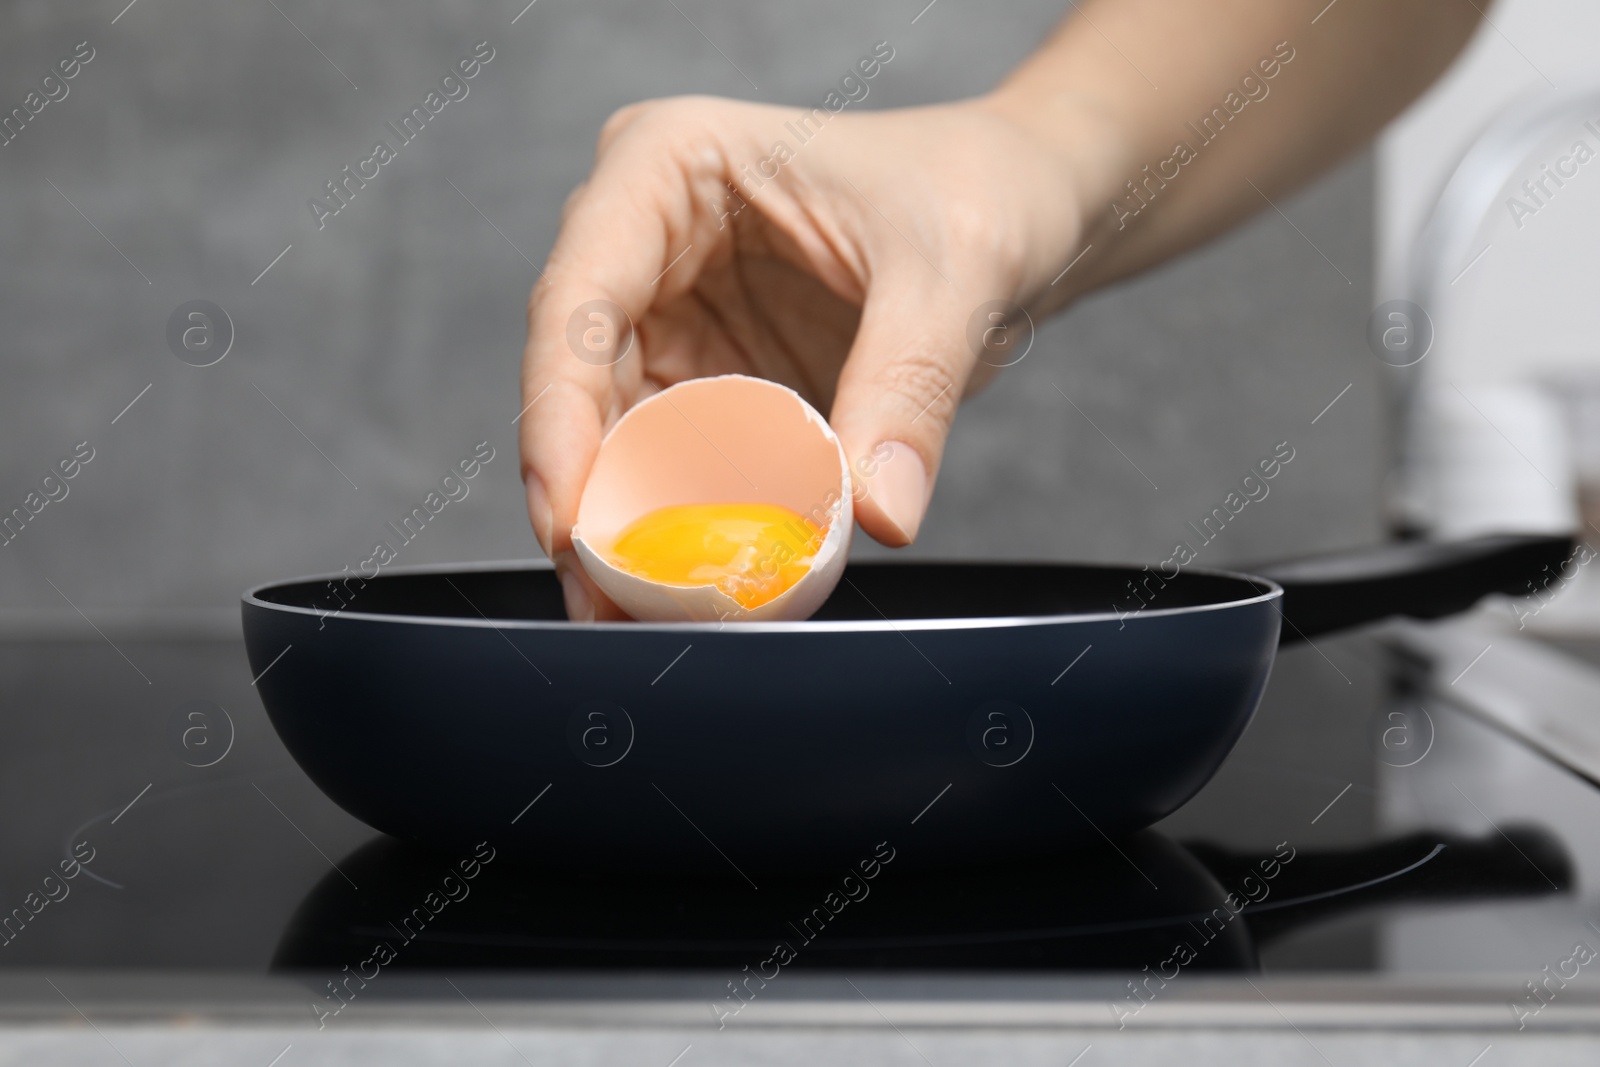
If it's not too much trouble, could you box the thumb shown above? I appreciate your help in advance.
[829,275,992,547]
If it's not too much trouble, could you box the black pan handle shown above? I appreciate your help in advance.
[1247,533,1575,643]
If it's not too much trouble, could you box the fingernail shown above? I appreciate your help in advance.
[869,441,928,545]
[558,565,594,623]
[525,471,553,550]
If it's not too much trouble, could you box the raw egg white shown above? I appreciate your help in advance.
[570,375,852,622]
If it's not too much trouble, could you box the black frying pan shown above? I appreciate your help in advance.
[241,534,1567,875]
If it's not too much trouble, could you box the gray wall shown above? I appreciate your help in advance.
[0,0,1381,624]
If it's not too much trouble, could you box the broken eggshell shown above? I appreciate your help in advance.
[570,374,853,622]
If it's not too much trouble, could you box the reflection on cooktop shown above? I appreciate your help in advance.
[273,828,1568,975]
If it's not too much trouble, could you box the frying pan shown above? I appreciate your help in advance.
[242,533,1568,875]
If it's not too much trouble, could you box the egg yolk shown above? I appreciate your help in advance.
[605,502,826,610]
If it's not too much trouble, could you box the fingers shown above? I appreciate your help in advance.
[827,267,985,547]
[522,380,628,622]
[520,110,700,618]
[521,202,665,548]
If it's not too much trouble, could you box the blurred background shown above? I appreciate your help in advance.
[1,0,1596,631]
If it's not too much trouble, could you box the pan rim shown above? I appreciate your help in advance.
[241,558,1285,634]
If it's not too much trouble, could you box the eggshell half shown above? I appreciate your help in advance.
[570,375,853,622]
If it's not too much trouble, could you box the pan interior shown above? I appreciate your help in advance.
[249,563,1269,623]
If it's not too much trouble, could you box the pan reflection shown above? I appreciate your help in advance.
[272,826,1569,979]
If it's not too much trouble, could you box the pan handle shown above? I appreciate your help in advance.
[1247,533,1577,643]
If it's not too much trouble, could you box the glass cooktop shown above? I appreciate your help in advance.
[3,625,1599,1017]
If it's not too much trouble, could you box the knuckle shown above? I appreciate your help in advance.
[942,201,1024,287]
[877,349,957,426]
[597,95,723,152]
[596,102,651,152]
[941,201,994,250]
[558,181,588,226]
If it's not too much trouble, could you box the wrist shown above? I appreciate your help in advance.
[970,84,1135,306]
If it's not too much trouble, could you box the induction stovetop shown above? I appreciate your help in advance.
[4,623,1600,1026]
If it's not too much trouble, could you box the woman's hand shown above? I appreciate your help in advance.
[519,94,1093,620]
